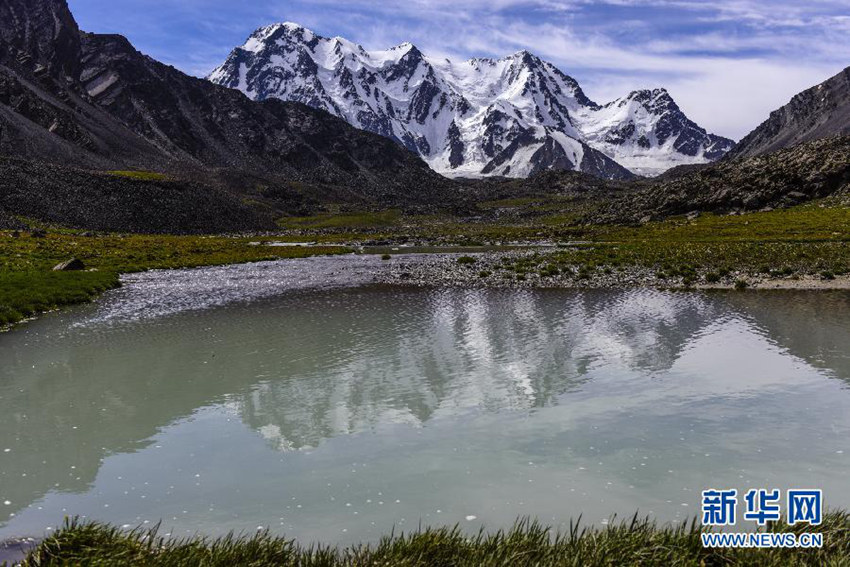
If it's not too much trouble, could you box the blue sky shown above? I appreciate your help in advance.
[67,0,850,140]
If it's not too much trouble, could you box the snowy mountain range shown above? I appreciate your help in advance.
[209,23,734,179]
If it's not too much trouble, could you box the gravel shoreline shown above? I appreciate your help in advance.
[374,251,850,290]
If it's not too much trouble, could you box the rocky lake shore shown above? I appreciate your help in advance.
[374,250,850,291]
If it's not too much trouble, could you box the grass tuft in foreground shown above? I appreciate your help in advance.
[16,512,850,566]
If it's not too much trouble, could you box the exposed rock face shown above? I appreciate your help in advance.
[210,24,733,178]
[594,136,850,222]
[728,67,850,159]
[0,0,460,227]
[0,0,81,81]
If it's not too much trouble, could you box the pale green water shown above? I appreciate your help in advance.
[1,257,850,544]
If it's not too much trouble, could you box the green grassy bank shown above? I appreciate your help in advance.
[485,204,850,285]
[281,202,850,286]
[3,202,849,327]
[0,231,349,327]
[13,512,850,566]
[278,198,850,245]
[471,240,850,287]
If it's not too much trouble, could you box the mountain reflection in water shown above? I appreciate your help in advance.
[1,262,849,543]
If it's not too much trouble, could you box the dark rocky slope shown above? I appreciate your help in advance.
[728,67,850,159]
[0,207,26,229]
[594,136,850,223]
[0,158,275,233]
[469,169,630,204]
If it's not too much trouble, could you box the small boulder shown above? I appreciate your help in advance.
[53,258,86,271]
[686,211,700,221]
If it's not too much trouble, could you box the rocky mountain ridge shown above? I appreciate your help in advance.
[209,23,734,179]
[728,66,850,159]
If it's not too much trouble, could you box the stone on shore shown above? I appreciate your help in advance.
[53,258,86,271]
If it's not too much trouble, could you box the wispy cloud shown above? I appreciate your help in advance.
[67,0,849,139]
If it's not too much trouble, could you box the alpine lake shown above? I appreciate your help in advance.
[2,254,849,545]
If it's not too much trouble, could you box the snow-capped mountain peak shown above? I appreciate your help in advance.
[209,23,733,178]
